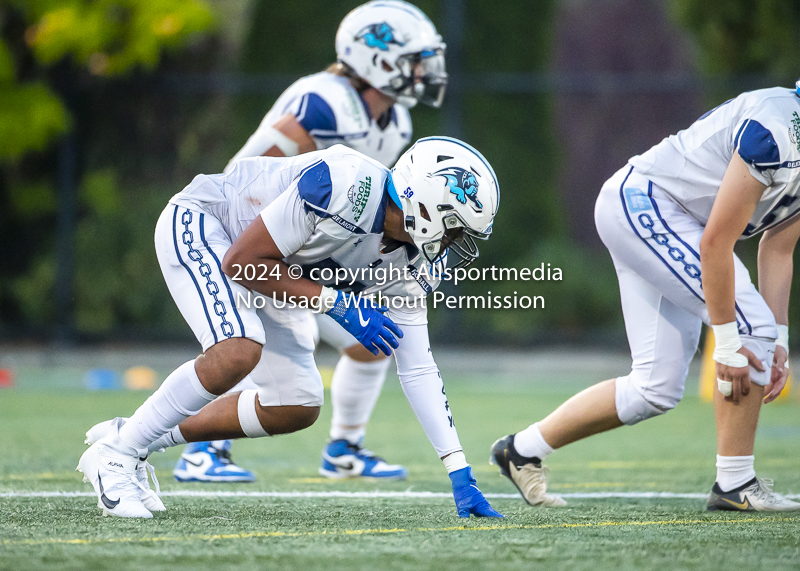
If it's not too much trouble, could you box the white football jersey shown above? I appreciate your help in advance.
[170,145,437,302]
[629,87,800,237]
[227,72,412,169]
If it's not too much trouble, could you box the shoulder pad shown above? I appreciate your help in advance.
[736,119,781,171]
[296,160,333,213]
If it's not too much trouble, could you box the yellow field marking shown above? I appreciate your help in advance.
[586,458,798,470]
[2,516,797,548]
[288,478,336,484]
[550,482,647,489]
[0,472,75,481]
[587,460,696,469]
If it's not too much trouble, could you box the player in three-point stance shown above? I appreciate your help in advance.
[492,81,800,511]
[170,0,449,483]
[78,137,503,519]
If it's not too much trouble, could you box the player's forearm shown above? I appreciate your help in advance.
[758,240,794,326]
[223,257,323,302]
[699,241,737,325]
[399,365,463,459]
[393,325,464,461]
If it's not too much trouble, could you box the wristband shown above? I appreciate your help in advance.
[312,286,338,314]
[442,451,468,474]
[266,127,299,157]
[776,324,789,353]
[712,322,748,368]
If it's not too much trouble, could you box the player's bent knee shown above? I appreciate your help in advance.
[255,403,320,435]
[198,338,263,395]
[238,390,320,437]
[615,374,682,425]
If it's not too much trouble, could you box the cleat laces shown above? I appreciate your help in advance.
[139,459,160,495]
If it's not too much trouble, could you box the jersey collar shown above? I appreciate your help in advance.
[385,174,403,209]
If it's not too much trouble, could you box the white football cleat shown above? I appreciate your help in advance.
[77,441,153,519]
[84,417,165,513]
[708,478,800,511]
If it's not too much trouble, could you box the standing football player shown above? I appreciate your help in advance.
[79,137,503,519]
[491,81,800,511]
[170,0,449,483]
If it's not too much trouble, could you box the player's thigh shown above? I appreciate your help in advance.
[316,313,385,362]
[613,264,702,423]
[316,312,357,352]
[730,256,777,385]
[596,167,708,319]
[249,299,324,407]
[597,167,777,386]
[155,204,265,351]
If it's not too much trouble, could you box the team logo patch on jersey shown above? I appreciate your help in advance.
[790,112,800,151]
[435,167,482,211]
[624,187,652,213]
[349,176,372,222]
[356,23,405,51]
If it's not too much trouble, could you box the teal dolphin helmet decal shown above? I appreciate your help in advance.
[356,22,405,51]
[434,166,482,211]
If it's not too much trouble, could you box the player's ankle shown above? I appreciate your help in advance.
[715,454,755,492]
[513,423,553,460]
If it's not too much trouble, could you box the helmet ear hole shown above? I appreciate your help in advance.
[381,60,394,72]
[419,203,432,222]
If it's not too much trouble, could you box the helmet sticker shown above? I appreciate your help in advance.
[434,167,482,211]
[355,22,405,51]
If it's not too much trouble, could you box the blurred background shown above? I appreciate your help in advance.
[1,0,799,352]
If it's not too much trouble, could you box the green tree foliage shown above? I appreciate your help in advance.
[672,0,800,79]
[0,0,215,337]
[0,0,214,161]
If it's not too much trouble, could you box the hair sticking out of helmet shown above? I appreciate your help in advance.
[335,1,448,108]
[390,136,499,269]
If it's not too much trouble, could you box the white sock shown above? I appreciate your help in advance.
[329,354,391,443]
[716,455,756,492]
[513,422,553,460]
[118,360,215,450]
[147,426,187,452]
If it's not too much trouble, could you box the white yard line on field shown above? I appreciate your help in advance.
[2,490,798,499]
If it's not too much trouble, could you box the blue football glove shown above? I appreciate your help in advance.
[449,466,504,518]
[325,290,403,356]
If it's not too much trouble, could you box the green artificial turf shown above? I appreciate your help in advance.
[1,371,799,570]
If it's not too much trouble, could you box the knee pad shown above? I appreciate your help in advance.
[615,374,682,425]
[741,336,775,387]
[238,389,269,438]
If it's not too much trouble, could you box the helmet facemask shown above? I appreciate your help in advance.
[385,48,447,108]
[419,210,491,270]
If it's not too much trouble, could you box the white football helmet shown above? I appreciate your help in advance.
[389,137,500,268]
[335,1,447,108]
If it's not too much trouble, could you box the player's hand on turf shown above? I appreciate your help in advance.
[715,346,763,404]
[764,345,789,404]
[325,290,403,356]
[449,466,503,518]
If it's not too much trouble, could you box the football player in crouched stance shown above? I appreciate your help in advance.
[492,81,800,512]
[174,0,450,483]
[78,137,503,519]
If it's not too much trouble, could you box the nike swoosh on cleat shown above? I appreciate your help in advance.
[98,473,120,510]
[338,462,355,471]
[181,456,204,467]
[357,306,370,327]
[718,496,751,510]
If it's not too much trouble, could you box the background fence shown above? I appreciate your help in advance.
[1,0,798,346]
